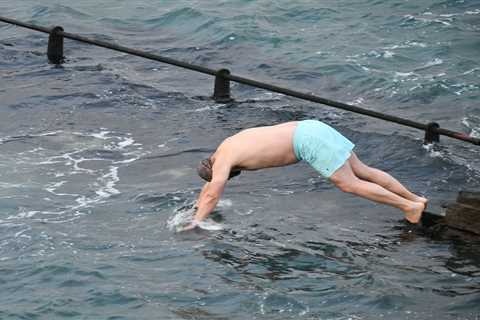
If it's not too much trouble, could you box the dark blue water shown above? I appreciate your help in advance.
[1,1,480,319]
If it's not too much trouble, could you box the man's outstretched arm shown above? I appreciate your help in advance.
[193,162,230,223]
[193,180,226,222]
[195,182,210,208]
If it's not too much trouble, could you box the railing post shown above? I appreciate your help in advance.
[213,68,233,103]
[47,26,64,64]
[424,122,440,145]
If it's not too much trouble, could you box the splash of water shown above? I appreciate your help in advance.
[167,207,224,232]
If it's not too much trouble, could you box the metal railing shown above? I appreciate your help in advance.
[1,15,478,146]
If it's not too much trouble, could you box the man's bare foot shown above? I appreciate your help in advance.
[404,201,425,223]
[409,194,428,205]
[416,196,428,205]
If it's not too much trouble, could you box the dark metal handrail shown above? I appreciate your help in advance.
[1,15,478,146]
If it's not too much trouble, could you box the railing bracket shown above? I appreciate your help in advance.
[47,26,64,65]
[424,122,440,145]
[213,69,233,103]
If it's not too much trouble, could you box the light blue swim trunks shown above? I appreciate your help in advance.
[293,120,355,178]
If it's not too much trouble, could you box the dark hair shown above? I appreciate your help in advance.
[197,158,241,182]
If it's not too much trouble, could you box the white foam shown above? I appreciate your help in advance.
[89,131,111,140]
[13,210,40,219]
[19,147,45,155]
[72,130,112,141]
[405,14,453,26]
[113,158,138,164]
[95,166,120,198]
[194,104,223,112]
[14,227,31,238]
[0,136,9,144]
[452,83,479,96]
[236,209,254,216]
[415,58,443,72]
[1,129,152,222]
[44,181,78,197]
[218,199,233,208]
[435,19,451,26]
[0,131,61,145]
[0,182,25,189]
[383,51,394,58]
[422,143,443,158]
[33,131,61,137]
[383,41,427,50]
[167,207,195,231]
[466,9,480,15]
[463,68,479,75]
[272,188,294,195]
[352,97,365,105]
[368,50,381,58]
[462,117,480,138]
[395,72,415,77]
[38,161,122,216]
[117,137,135,149]
[197,220,224,231]
[439,13,458,18]
[167,207,224,232]
[410,41,427,48]
[425,58,443,67]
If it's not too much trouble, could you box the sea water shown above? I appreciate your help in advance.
[1,1,480,319]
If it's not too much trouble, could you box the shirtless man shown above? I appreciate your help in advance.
[191,120,427,227]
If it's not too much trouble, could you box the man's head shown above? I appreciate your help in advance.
[197,158,241,182]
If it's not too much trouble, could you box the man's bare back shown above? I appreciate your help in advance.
[211,121,299,171]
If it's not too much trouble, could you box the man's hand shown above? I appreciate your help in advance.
[179,220,198,231]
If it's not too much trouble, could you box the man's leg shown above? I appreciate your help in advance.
[348,153,427,204]
[329,159,424,223]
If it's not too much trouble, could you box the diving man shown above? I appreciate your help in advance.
[192,120,427,227]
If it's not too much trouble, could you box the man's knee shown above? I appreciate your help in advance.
[350,156,374,181]
[332,177,357,194]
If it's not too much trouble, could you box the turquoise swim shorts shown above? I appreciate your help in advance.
[293,120,355,178]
